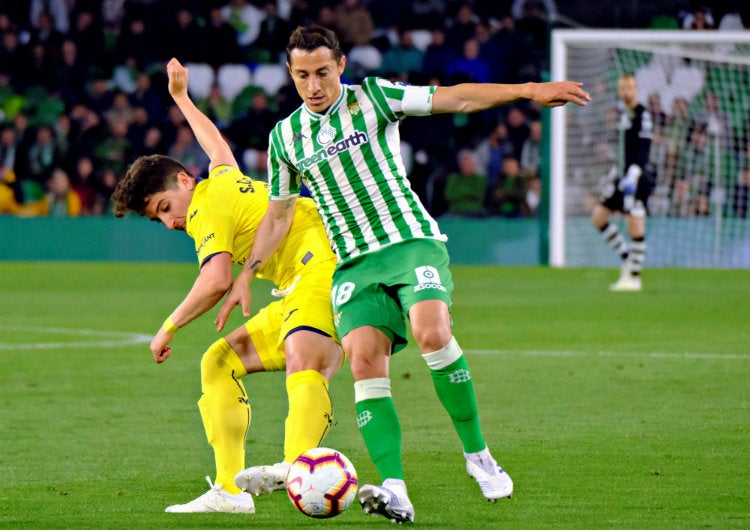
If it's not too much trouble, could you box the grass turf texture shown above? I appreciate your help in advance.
[0,262,747,529]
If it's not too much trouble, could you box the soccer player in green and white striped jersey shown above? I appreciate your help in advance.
[218,26,590,523]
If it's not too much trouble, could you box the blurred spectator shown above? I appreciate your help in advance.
[680,4,715,29]
[24,42,57,94]
[486,155,530,217]
[29,10,65,62]
[104,90,135,128]
[161,8,205,64]
[421,29,456,81]
[39,168,82,217]
[288,0,317,29]
[315,5,338,32]
[114,15,160,70]
[204,7,242,67]
[224,91,276,162]
[220,0,265,52]
[525,173,541,215]
[334,0,374,50]
[167,124,210,178]
[443,149,488,217]
[695,91,733,153]
[54,39,88,103]
[474,122,515,190]
[85,74,115,115]
[718,9,745,30]
[519,120,541,176]
[256,1,293,63]
[646,91,668,130]
[0,30,29,92]
[69,9,105,74]
[446,38,490,84]
[96,167,118,214]
[25,124,60,194]
[66,104,106,166]
[491,15,530,84]
[505,106,530,157]
[0,125,23,212]
[160,104,188,150]
[126,106,155,154]
[445,4,478,55]
[379,29,424,81]
[514,0,551,78]
[197,83,233,129]
[128,72,164,125]
[70,155,102,215]
[93,117,134,176]
[732,167,750,218]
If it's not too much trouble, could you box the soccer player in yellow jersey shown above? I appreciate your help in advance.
[111,58,343,514]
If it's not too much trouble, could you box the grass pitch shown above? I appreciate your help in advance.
[0,263,748,529]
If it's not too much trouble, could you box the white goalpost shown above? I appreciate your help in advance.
[550,30,750,269]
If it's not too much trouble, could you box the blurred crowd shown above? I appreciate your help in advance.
[0,0,747,219]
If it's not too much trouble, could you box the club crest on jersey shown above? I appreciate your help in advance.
[316,124,337,145]
[348,102,361,116]
[413,265,447,293]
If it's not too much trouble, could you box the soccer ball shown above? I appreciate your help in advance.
[286,447,358,518]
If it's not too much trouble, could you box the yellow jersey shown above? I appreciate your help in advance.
[186,165,336,289]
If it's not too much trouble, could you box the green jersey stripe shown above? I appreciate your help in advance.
[363,77,399,123]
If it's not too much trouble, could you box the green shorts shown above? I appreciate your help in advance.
[331,238,454,353]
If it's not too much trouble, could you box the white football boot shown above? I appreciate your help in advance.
[358,478,415,524]
[234,462,290,495]
[165,476,255,513]
[465,450,514,501]
[609,274,642,292]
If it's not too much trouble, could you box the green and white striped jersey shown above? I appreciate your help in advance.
[267,77,447,263]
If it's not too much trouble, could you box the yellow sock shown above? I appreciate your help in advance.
[197,339,249,494]
[283,370,333,462]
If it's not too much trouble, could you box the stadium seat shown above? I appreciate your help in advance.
[184,63,215,100]
[252,64,289,96]
[347,45,382,75]
[217,64,254,101]
[410,29,433,52]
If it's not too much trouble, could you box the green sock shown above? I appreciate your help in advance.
[356,396,404,480]
[430,355,486,453]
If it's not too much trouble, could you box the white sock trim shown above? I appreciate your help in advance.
[422,336,462,370]
[354,377,391,402]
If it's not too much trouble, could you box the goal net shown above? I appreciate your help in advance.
[550,30,750,268]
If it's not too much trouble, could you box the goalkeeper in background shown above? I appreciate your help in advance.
[591,73,654,292]
[111,58,343,514]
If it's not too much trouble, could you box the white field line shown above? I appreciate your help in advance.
[0,325,151,350]
[464,349,748,360]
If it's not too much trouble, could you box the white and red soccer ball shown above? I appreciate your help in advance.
[286,447,358,518]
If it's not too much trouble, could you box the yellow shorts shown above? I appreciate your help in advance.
[245,261,338,372]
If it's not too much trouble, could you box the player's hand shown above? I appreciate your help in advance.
[215,273,252,332]
[166,58,189,99]
[532,81,591,107]
[150,330,174,364]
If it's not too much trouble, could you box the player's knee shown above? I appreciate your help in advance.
[412,325,452,353]
[200,338,232,385]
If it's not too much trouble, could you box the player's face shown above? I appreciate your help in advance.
[143,173,194,231]
[617,77,638,109]
[287,47,346,114]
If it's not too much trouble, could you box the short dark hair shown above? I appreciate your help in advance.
[111,154,190,217]
[286,25,342,65]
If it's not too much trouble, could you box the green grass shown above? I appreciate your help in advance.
[0,263,748,529]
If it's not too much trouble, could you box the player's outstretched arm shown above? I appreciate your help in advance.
[151,252,234,362]
[215,198,297,331]
[432,81,590,114]
[166,57,237,170]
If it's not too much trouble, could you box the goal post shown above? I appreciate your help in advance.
[550,30,750,269]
